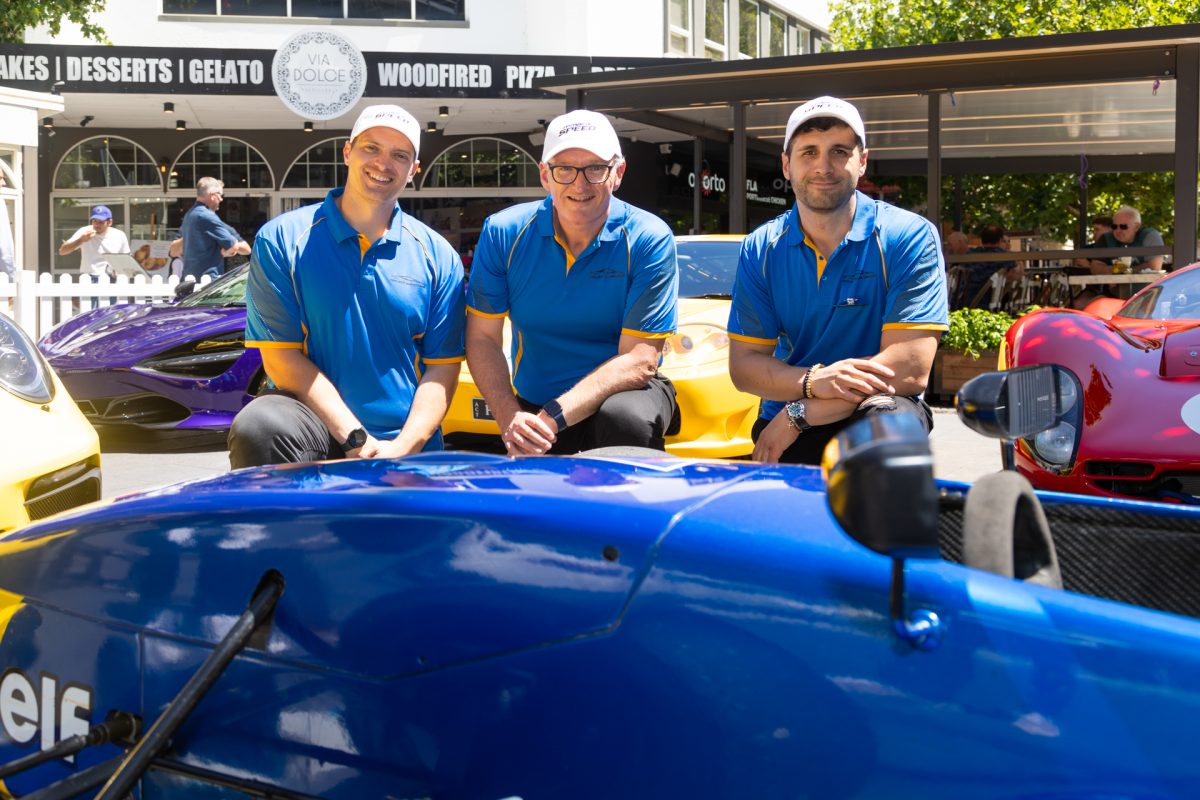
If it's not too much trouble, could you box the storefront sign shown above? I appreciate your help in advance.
[0,44,680,100]
[272,31,366,120]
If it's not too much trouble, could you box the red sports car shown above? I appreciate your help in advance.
[1004,262,1200,503]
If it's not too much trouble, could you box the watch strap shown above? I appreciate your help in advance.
[542,399,568,432]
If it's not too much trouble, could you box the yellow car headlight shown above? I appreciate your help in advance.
[0,315,53,404]
[662,323,731,368]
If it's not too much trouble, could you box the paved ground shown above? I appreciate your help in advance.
[98,405,1002,499]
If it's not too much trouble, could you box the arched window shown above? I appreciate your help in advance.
[54,136,161,190]
[422,138,539,189]
[282,137,349,189]
[172,137,274,191]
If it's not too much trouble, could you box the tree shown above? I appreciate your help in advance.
[1,0,109,45]
[827,1,1200,245]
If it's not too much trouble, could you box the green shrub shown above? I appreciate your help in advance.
[941,308,1015,359]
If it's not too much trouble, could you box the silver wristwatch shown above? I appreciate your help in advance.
[785,400,811,433]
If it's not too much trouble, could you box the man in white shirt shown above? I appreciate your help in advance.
[58,205,130,276]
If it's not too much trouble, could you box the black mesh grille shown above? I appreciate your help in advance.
[1085,461,1155,477]
[940,495,1200,618]
[24,462,101,521]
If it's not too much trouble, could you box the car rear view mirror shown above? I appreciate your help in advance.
[956,364,1067,441]
[823,411,942,649]
[824,411,939,558]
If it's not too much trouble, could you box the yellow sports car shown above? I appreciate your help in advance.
[444,234,759,458]
[0,313,101,534]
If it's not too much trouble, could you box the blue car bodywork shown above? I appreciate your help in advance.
[1,408,1199,797]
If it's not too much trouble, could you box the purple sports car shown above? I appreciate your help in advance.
[39,264,265,429]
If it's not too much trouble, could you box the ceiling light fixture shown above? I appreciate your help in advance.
[438,105,449,117]
[426,121,437,133]
[176,120,187,132]
[79,115,94,128]
[163,102,174,114]
[41,117,54,129]
[303,121,314,133]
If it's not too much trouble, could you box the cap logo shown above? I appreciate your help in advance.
[557,122,597,136]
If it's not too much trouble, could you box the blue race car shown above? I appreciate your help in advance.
[0,365,1198,799]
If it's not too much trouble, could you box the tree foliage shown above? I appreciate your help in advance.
[827,1,1200,245]
[1,0,109,45]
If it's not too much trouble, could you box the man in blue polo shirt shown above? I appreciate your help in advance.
[228,105,466,468]
[728,96,948,465]
[177,177,250,280]
[467,109,678,455]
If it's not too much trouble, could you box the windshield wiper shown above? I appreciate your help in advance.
[686,293,732,300]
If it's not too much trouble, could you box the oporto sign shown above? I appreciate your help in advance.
[272,30,366,120]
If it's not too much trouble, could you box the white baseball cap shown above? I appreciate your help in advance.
[350,104,421,157]
[542,110,623,163]
[783,96,867,152]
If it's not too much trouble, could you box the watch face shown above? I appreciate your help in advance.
[345,427,367,450]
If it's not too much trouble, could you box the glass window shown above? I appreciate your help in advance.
[739,0,759,58]
[283,137,350,189]
[348,0,413,18]
[55,137,161,190]
[172,137,273,191]
[415,0,464,20]
[703,0,726,59]
[788,19,809,54]
[667,0,692,55]
[292,0,344,17]
[221,0,286,14]
[768,10,785,56]
[422,138,539,190]
[162,0,216,13]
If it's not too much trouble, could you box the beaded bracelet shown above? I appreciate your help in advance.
[803,363,824,399]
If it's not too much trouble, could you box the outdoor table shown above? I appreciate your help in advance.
[1066,271,1165,301]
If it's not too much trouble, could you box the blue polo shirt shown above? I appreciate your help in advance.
[179,201,241,279]
[467,195,677,406]
[245,189,466,444]
[729,191,948,421]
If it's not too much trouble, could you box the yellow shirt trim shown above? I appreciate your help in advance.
[247,340,305,349]
[554,232,577,275]
[882,322,949,331]
[622,328,673,339]
[729,332,777,346]
[423,355,466,364]
[802,234,827,283]
[467,306,508,319]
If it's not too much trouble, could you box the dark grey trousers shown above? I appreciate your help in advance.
[517,375,680,454]
[227,392,342,469]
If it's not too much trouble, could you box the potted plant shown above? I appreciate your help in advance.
[930,308,1016,400]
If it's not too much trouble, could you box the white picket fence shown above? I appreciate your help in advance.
[0,270,212,341]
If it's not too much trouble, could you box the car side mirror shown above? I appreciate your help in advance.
[956,364,1080,470]
[824,411,942,650]
[173,279,196,302]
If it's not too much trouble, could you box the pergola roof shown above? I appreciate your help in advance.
[537,24,1200,262]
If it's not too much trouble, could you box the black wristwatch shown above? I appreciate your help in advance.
[340,426,368,452]
[542,398,568,432]
[785,400,811,433]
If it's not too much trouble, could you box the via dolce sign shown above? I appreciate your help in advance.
[272,30,367,120]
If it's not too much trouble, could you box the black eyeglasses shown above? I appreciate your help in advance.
[547,163,615,185]
[1114,223,1133,230]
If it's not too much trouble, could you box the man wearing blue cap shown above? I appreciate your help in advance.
[229,104,465,468]
[728,96,949,465]
[58,205,130,276]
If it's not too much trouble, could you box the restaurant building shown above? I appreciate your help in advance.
[2,0,827,274]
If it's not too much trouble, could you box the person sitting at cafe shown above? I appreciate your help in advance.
[953,224,1016,309]
[1078,205,1164,274]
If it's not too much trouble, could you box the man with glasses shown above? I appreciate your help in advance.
[466,109,679,455]
[177,177,250,281]
[1082,205,1164,273]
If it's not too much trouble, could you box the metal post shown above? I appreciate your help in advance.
[1078,165,1089,247]
[1174,44,1199,270]
[693,137,703,234]
[926,93,941,230]
[731,102,747,234]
